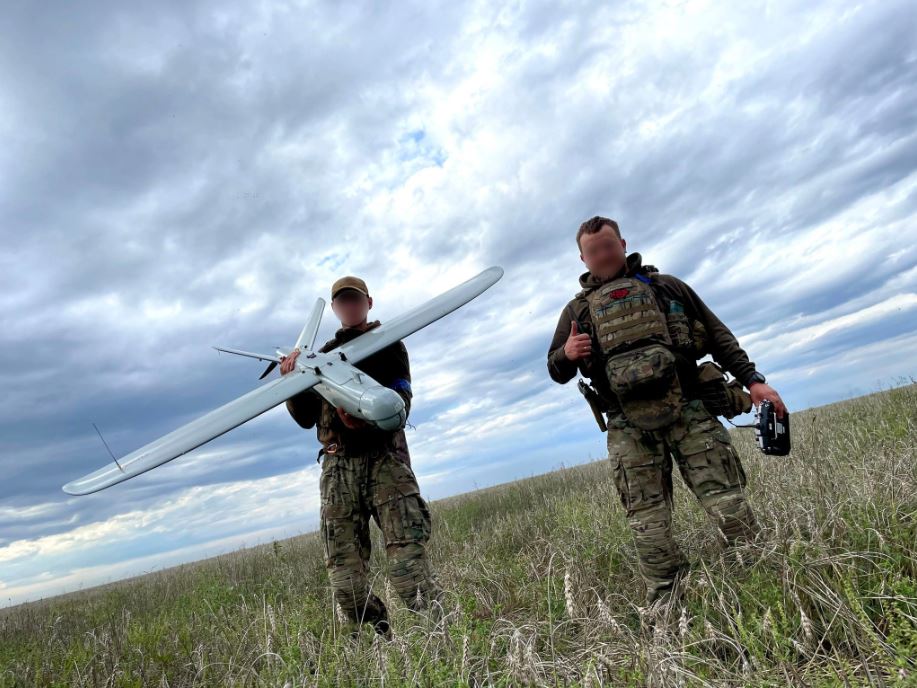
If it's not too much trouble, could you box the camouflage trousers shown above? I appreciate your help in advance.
[319,448,443,627]
[607,399,759,603]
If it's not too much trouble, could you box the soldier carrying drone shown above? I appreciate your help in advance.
[282,276,443,637]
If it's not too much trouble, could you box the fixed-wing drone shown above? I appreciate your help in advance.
[63,266,504,495]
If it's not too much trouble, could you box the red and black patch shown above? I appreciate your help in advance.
[610,288,630,299]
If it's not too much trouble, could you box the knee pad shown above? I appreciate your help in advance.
[703,490,759,542]
[387,543,442,609]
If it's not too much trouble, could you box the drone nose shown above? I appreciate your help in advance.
[359,386,406,431]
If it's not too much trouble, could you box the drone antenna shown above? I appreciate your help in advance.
[92,422,124,473]
[726,419,756,428]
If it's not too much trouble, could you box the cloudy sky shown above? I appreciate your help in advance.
[1,0,915,606]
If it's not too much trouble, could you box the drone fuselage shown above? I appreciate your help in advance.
[296,350,406,431]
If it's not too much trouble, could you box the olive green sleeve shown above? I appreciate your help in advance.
[547,304,579,384]
[670,277,758,387]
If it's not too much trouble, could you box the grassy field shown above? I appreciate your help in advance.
[2,383,915,687]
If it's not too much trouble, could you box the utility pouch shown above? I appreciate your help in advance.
[605,343,683,430]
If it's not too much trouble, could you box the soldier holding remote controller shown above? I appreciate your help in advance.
[547,216,788,607]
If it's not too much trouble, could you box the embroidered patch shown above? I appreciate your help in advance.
[610,288,630,299]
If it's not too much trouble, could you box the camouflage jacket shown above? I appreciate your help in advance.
[546,253,758,407]
[285,320,413,464]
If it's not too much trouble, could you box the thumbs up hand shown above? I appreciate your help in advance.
[563,320,592,361]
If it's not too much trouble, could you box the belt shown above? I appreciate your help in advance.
[316,439,391,463]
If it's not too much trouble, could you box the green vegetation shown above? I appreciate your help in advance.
[2,383,915,686]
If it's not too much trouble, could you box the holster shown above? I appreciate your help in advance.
[578,379,608,432]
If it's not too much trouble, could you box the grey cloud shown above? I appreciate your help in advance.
[1,0,916,604]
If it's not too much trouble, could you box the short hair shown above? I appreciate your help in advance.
[576,216,621,250]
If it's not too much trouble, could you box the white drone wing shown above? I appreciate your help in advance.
[62,266,504,496]
[62,370,320,495]
[335,266,504,364]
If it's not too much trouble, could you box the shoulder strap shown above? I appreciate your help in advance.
[644,272,672,312]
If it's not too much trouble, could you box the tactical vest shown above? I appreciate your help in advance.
[586,274,685,430]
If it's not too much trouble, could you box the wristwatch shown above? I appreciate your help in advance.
[748,371,766,385]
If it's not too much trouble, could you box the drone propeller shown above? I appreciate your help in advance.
[259,360,279,379]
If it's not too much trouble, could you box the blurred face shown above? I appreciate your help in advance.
[579,225,627,280]
[331,289,373,327]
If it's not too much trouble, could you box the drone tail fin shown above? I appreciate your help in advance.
[293,297,326,352]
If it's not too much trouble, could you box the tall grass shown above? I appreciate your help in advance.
[2,383,915,686]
